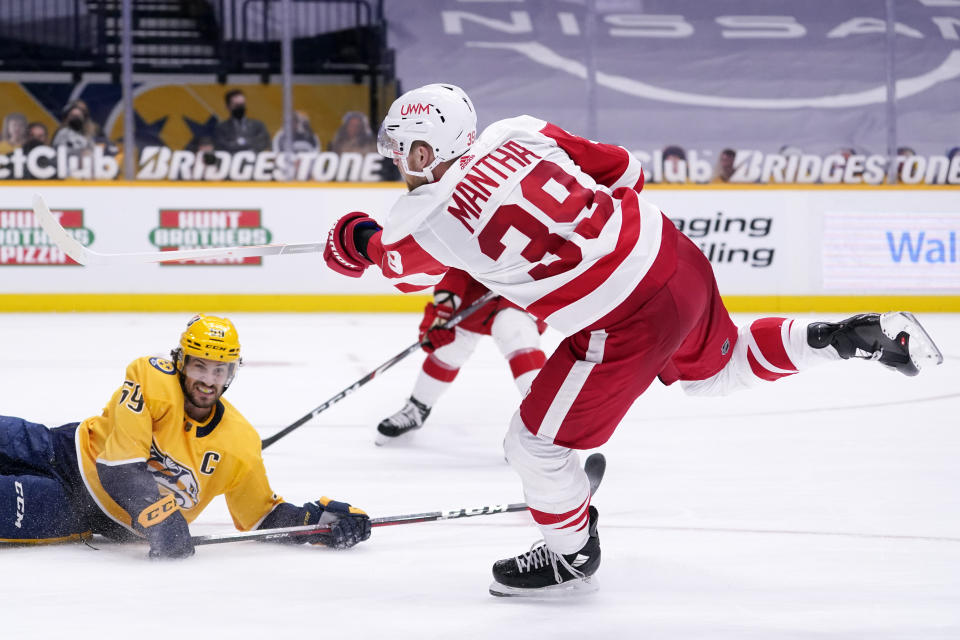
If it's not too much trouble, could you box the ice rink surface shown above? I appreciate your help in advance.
[1,311,958,639]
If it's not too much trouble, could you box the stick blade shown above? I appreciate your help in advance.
[32,194,93,265]
[584,452,606,496]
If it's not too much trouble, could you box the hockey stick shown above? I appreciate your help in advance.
[191,453,606,546]
[32,194,323,265]
[260,290,498,449]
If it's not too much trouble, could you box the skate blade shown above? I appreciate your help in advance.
[374,430,416,447]
[489,576,599,598]
[880,312,945,374]
[374,431,396,447]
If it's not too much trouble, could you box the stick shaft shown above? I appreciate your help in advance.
[260,290,498,449]
[192,502,528,546]
[191,453,605,547]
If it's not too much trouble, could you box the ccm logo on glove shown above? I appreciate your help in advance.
[137,494,178,528]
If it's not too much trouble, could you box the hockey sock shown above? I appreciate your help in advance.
[745,317,799,381]
[683,317,840,396]
[412,355,460,407]
[503,414,591,555]
[745,317,842,380]
[507,348,546,395]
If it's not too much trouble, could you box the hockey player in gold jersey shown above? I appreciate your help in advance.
[0,314,371,558]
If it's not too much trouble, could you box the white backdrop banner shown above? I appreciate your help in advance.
[0,184,958,298]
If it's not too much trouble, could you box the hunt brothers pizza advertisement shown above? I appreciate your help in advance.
[0,208,91,266]
[149,208,271,266]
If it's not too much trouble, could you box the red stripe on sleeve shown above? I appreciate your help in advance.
[374,232,448,279]
[394,282,434,293]
[540,122,631,188]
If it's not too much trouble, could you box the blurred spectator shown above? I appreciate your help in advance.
[836,147,857,162]
[272,110,320,153]
[712,148,736,183]
[779,144,802,157]
[195,135,219,168]
[662,144,687,182]
[196,135,215,155]
[0,112,28,153]
[52,100,97,159]
[214,89,270,153]
[329,111,377,154]
[896,146,916,182]
[27,122,49,145]
[21,122,54,179]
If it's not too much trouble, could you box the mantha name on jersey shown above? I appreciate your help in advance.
[366,115,678,336]
[75,356,283,533]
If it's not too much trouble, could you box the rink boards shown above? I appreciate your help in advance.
[0,181,958,312]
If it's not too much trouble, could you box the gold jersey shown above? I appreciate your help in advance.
[75,356,283,533]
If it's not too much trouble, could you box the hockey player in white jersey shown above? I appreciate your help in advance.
[323,83,944,596]
[377,268,546,443]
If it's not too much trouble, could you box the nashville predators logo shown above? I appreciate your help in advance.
[147,442,200,508]
[149,357,176,375]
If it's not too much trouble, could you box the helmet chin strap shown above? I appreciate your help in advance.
[400,154,441,184]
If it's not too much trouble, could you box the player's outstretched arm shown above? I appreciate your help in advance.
[258,497,371,550]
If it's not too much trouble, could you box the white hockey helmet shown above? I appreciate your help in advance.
[377,83,477,182]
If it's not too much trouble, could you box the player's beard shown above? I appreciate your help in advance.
[184,378,223,414]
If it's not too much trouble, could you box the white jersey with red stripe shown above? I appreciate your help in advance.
[367,115,664,336]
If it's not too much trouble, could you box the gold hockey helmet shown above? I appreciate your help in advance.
[174,313,241,372]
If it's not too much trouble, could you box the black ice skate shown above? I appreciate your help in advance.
[807,311,943,376]
[489,506,601,597]
[375,396,431,444]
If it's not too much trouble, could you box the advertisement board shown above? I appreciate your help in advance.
[824,211,960,290]
[0,183,957,312]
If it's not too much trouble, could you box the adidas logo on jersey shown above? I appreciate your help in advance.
[459,154,475,169]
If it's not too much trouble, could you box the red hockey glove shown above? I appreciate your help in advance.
[324,212,379,278]
[418,291,460,353]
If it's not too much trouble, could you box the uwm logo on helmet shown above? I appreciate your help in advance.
[149,209,271,266]
[0,208,92,266]
[400,103,431,116]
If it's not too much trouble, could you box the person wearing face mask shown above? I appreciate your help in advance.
[214,89,271,154]
[52,101,96,159]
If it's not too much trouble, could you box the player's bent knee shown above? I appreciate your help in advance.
[504,412,571,474]
[491,308,541,354]
[680,324,761,397]
[430,327,481,366]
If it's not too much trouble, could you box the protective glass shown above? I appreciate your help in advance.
[377,122,400,159]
